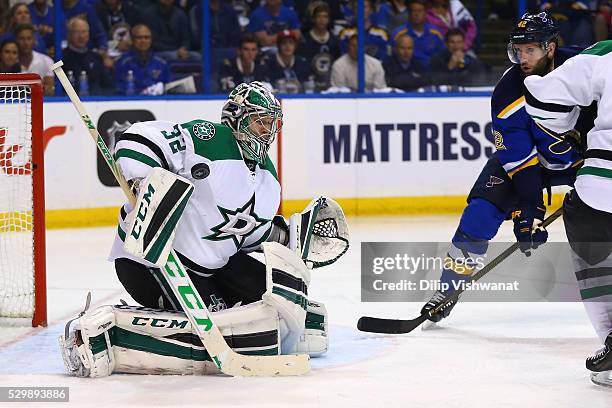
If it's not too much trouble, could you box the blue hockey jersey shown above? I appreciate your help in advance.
[491,48,583,179]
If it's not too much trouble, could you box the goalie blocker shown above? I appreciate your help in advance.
[59,243,329,377]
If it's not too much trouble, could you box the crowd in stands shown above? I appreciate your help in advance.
[0,0,610,96]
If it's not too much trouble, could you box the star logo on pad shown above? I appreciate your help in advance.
[204,194,269,249]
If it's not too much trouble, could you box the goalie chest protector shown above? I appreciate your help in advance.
[109,119,280,270]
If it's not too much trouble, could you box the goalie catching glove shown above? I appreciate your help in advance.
[288,196,349,268]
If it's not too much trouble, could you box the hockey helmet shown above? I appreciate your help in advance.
[507,12,558,64]
[221,81,283,165]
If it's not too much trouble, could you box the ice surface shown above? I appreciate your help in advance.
[0,216,609,407]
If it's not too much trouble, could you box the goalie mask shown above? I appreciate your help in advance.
[221,81,283,165]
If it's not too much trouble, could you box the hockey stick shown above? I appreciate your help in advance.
[51,61,309,376]
[357,207,564,334]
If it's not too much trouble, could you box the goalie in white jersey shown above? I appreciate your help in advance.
[59,82,349,377]
[524,41,612,387]
[109,82,287,310]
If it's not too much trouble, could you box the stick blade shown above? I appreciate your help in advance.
[357,315,427,334]
[221,353,310,376]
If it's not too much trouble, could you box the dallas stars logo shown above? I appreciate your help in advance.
[204,194,269,248]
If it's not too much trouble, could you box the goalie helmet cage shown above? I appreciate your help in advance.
[0,73,46,327]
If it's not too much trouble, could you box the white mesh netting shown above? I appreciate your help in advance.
[0,84,35,319]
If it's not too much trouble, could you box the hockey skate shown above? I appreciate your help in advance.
[587,333,612,372]
[420,290,458,326]
[587,334,612,387]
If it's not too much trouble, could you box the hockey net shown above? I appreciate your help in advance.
[0,74,46,327]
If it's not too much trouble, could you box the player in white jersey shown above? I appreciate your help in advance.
[108,81,287,312]
[58,82,349,377]
[524,40,612,387]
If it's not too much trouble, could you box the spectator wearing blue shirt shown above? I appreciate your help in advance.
[220,33,267,92]
[28,0,54,49]
[338,0,391,62]
[144,0,199,61]
[376,0,410,33]
[1,3,47,54]
[392,0,445,67]
[63,0,109,54]
[95,0,141,60]
[115,24,171,95]
[189,0,240,50]
[339,0,385,27]
[239,0,296,15]
[62,17,113,95]
[247,0,301,47]
[300,2,341,91]
[264,30,312,93]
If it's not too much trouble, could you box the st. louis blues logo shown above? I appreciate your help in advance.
[486,176,505,188]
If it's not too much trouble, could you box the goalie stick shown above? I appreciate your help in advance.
[357,207,563,334]
[51,61,309,376]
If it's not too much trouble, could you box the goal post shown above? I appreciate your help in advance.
[0,73,46,327]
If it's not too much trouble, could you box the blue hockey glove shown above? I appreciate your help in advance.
[512,206,548,256]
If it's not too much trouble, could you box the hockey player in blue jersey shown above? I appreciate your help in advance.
[421,12,594,322]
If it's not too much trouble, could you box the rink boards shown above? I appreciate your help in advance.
[33,96,562,227]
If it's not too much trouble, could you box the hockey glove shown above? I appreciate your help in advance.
[267,215,290,246]
[512,206,548,256]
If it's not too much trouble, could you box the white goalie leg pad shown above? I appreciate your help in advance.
[261,242,311,354]
[289,300,328,357]
[60,302,280,377]
[123,167,194,268]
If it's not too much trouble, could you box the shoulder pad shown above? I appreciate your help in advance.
[491,65,525,117]
[181,119,243,161]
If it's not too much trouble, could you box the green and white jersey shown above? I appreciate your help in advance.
[525,40,612,213]
[108,119,280,270]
